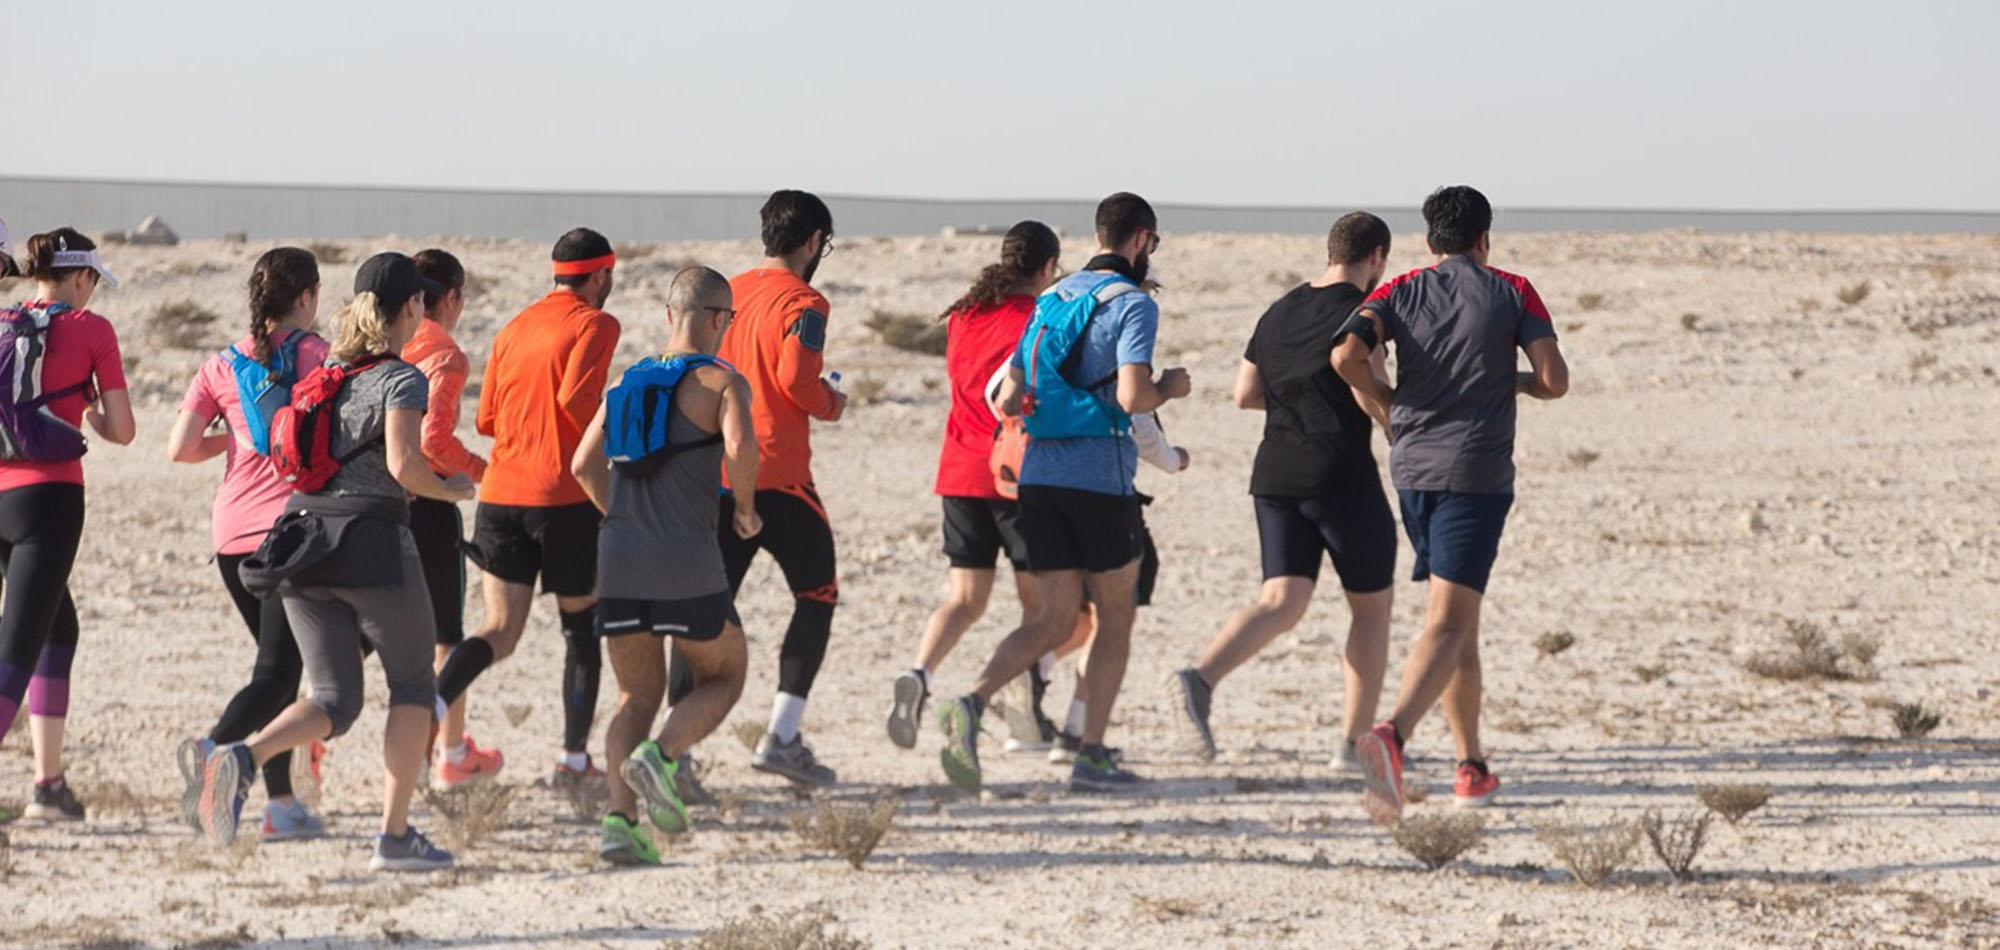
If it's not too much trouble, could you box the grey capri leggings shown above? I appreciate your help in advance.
[281,529,437,737]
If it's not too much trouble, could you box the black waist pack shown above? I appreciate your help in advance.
[239,506,404,597]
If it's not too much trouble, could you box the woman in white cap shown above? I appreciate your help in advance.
[0,227,135,821]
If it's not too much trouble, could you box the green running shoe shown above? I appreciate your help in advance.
[937,695,983,794]
[621,740,690,835]
[598,813,660,866]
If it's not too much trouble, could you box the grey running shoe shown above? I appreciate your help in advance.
[200,744,254,846]
[260,799,327,842]
[1332,740,1361,774]
[370,826,453,872]
[937,696,983,793]
[176,736,214,832]
[25,776,87,822]
[1070,749,1143,793]
[1168,668,1217,762]
[752,732,837,787]
[673,752,716,807]
[886,670,927,750]
[996,674,1053,753]
[1048,731,1123,765]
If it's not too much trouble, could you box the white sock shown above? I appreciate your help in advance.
[1064,699,1087,736]
[769,693,808,743]
[444,739,469,765]
[913,668,932,693]
[1035,652,1056,681]
[561,751,590,771]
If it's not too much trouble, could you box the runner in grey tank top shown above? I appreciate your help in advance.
[597,404,727,602]
[571,265,759,867]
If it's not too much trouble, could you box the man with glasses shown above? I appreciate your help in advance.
[937,192,1191,793]
[704,189,849,786]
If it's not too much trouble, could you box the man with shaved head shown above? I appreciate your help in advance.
[572,266,759,865]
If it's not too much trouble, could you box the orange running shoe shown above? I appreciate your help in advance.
[1453,760,1501,808]
[434,735,506,788]
[1357,721,1406,828]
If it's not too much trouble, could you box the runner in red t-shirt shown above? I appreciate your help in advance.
[0,228,135,822]
[884,222,1061,751]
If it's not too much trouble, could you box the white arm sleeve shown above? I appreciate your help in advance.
[1131,411,1184,473]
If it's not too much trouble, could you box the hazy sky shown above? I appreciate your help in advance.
[12,0,1995,210]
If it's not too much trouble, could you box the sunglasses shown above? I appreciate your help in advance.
[1145,231,1162,254]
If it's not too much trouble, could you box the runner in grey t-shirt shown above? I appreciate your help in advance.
[572,265,758,867]
[1330,186,1569,827]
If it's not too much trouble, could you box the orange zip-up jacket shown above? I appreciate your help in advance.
[401,318,486,481]
[718,268,838,491]
[476,289,621,506]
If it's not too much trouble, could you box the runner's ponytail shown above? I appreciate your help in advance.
[940,220,1060,320]
[331,292,395,363]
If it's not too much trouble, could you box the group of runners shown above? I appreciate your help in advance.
[0,183,1567,870]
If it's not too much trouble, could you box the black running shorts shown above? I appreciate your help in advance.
[466,501,601,597]
[940,496,1029,571]
[1017,484,1142,574]
[1253,489,1397,593]
[597,592,738,642]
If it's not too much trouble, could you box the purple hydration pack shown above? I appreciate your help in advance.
[0,302,91,462]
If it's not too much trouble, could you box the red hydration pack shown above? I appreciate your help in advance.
[269,355,391,493]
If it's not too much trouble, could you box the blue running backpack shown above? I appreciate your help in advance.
[223,329,310,455]
[0,302,91,462]
[603,354,729,476]
[1016,275,1143,440]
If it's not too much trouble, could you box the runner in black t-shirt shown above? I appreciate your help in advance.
[1169,212,1395,767]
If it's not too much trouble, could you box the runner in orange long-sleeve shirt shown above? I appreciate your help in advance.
[435,229,623,799]
[692,190,847,786]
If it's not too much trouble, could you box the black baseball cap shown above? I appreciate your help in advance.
[354,252,443,313]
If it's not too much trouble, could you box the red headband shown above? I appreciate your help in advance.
[552,253,616,276]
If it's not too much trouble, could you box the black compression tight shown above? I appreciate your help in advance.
[0,483,84,747]
[212,553,301,799]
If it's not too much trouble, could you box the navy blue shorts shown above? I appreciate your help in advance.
[1254,490,1396,593]
[1397,490,1513,594]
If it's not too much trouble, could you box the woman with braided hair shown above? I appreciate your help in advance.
[884,220,1060,751]
[166,247,330,841]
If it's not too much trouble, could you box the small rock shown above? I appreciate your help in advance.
[1491,912,1522,928]
[1742,511,1769,534]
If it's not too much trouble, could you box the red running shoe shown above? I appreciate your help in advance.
[435,735,506,788]
[1453,761,1501,807]
[1356,721,1405,828]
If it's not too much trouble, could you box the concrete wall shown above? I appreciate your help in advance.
[4,176,1996,241]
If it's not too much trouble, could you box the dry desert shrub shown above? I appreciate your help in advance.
[0,828,12,877]
[790,795,898,870]
[1534,631,1576,659]
[864,311,948,356]
[846,377,888,405]
[1640,808,1712,882]
[502,703,533,727]
[1696,782,1771,824]
[1836,281,1871,306]
[1632,664,1668,684]
[147,299,221,349]
[1743,619,1874,682]
[1536,816,1641,887]
[423,781,517,853]
[1907,351,1938,374]
[733,720,765,752]
[1391,811,1484,870]
[1797,297,1822,313]
[303,241,347,265]
[1891,702,1942,739]
[1133,895,1200,921]
[87,782,151,819]
[1567,449,1601,468]
[1575,292,1606,312]
[613,241,657,260]
[683,910,869,950]
[1928,263,1957,283]
[1680,313,1701,332]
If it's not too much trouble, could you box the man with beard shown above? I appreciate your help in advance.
[936,192,1190,793]
[704,190,849,786]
